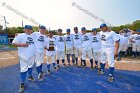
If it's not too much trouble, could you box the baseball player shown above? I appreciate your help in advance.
[45,30,57,74]
[32,25,47,81]
[64,29,75,66]
[91,28,101,69]
[130,30,140,58]
[12,25,35,93]
[81,27,93,69]
[73,27,83,66]
[55,29,66,68]
[98,24,119,82]
[119,31,128,57]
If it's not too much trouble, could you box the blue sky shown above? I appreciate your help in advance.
[0,0,140,31]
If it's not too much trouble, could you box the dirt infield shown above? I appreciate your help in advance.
[0,50,140,71]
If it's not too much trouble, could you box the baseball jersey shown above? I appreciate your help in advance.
[92,33,101,52]
[81,33,92,50]
[99,31,119,49]
[55,35,65,51]
[131,34,140,44]
[32,32,46,53]
[72,32,82,48]
[12,33,35,57]
[64,34,73,49]
[119,34,128,44]
[46,37,56,56]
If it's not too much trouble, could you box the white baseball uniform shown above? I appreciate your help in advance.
[119,34,128,52]
[73,32,83,58]
[99,31,119,67]
[55,35,65,60]
[45,37,56,64]
[131,34,140,52]
[92,33,101,61]
[32,32,46,67]
[64,34,74,54]
[81,33,92,60]
[12,33,35,72]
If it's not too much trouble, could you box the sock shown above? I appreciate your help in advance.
[72,54,75,64]
[28,68,33,77]
[132,51,136,57]
[135,51,137,57]
[52,63,55,67]
[100,63,105,72]
[21,71,27,83]
[40,64,43,72]
[67,54,70,64]
[83,60,86,66]
[36,66,40,74]
[47,64,50,70]
[109,67,114,76]
[90,59,93,66]
[57,60,59,65]
[75,58,78,65]
[118,52,121,60]
[95,61,98,66]
[62,59,65,64]
[138,52,140,57]
[136,51,139,57]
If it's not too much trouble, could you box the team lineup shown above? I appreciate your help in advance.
[12,24,140,93]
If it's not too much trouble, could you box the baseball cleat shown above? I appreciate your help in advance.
[54,67,58,71]
[19,83,25,93]
[47,70,51,75]
[68,63,70,66]
[75,64,78,67]
[108,75,114,82]
[94,65,98,69]
[57,65,60,69]
[41,71,46,76]
[63,63,67,67]
[28,76,35,82]
[98,69,105,74]
[91,65,94,70]
[38,73,44,81]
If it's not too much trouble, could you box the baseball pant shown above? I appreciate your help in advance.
[35,52,44,67]
[19,55,34,72]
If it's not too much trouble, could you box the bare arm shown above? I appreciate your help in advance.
[114,40,119,56]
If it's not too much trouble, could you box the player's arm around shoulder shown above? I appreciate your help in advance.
[12,33,29,47]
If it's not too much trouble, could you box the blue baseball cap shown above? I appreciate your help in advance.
[100,23,107,28]
[92,28,97,31]
[58,28,62,32]
[81,27,86,31]
[24,25,32,29]
[136,29,140,32]
[66,29,71,32]
[39,25,46,30]
[74,27,78,30]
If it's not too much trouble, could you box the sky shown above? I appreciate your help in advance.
[0,0,140,32]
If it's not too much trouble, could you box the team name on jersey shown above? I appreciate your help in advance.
[101,34,106,41]
[38,36,44,42]
[49,41,55,46]
[26,37,34,45]
[83,35,89,41]
[74,35,80,39]
[92,37,98,42]
[135,36,140,40]
[66,36,72,41]
[58,37,64,42]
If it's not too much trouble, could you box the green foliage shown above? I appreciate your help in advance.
[0,20,140,35]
